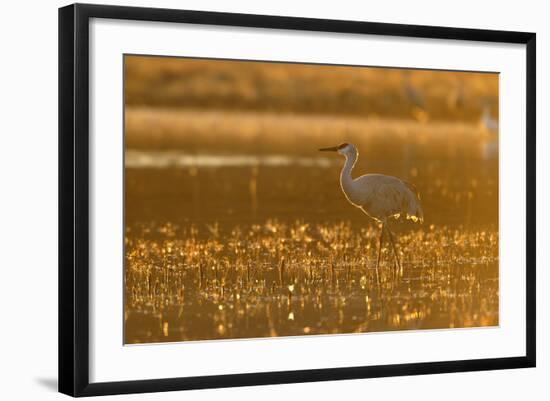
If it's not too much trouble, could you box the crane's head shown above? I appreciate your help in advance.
[319,142,356,156]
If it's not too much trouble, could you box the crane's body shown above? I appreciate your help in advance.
[319,142,423,276]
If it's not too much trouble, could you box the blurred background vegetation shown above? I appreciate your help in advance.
[125,55,498,123]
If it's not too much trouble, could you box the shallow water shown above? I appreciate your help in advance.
[124,145,498,343]
[124,219,498,343]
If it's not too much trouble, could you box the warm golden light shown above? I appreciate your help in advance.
[124,55,498,344]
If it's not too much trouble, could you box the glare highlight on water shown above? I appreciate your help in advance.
[125,150,335,169]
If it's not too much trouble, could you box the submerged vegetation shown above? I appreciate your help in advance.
[125,220,498,343]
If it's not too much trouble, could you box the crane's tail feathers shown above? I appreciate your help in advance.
[404,181,424,224]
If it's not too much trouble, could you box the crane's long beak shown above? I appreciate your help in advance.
[319,146,339,152]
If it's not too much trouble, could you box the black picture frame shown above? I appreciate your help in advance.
[59,3,536,397]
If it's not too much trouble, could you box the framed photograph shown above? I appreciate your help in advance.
[59,3,536,397]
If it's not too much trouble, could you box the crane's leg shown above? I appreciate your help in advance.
[375,223,384,286]
[385,225,402,276]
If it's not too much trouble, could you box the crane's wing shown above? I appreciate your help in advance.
[358,175,423,223]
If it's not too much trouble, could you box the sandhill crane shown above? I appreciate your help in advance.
[480,104,498,132]
[479,104,499,160]
[319,143,423,277]
[402,70,429,123]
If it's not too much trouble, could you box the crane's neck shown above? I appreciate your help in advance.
[340,150,359,202]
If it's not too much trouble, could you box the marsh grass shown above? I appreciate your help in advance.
[124,220,498,343]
